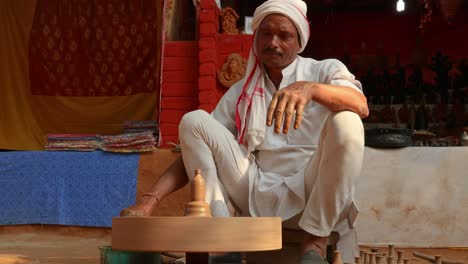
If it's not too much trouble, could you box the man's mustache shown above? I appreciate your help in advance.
[262,48,282,56]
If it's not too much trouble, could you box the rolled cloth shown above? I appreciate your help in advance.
[235,0,310,153]
[252,0,310,53]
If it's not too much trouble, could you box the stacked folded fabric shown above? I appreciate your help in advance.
[123,120,158,135]
[45,134,101,151]
[100,131,157,153]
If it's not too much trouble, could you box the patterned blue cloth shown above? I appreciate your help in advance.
[0,151,139,227]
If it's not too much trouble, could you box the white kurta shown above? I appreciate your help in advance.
[211,56,363,221]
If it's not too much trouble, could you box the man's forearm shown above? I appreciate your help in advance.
[309,82,369,118]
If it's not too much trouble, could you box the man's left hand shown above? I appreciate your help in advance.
[266,81,313,134]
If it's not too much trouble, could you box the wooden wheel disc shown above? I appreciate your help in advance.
[112,216,282,252]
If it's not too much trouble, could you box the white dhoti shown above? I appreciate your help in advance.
[179,109,364,261]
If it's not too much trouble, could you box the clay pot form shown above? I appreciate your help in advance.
[439,0,462,24]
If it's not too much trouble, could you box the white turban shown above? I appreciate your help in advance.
[252,0,310,53]
[235,0,310,152]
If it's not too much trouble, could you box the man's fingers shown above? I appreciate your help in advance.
[267,91,305,133]
[294,104,304,129]
[283,102,295,134]
[274,96,288,133]
[267,93,279,126]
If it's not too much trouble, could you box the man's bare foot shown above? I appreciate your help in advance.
[119,195,159,217]
[300,234,328,258]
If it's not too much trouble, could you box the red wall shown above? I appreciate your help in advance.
[159,42,198,147]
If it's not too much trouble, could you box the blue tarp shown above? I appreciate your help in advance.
[0,151,139,227]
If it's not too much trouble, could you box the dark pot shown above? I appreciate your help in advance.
[365,128,413,147]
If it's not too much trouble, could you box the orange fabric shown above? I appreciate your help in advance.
[0,0,45,150]
[31,94,157,135]
[0,0,162,150]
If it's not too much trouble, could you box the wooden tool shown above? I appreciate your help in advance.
[412,251,464,264]
[111,169,282,264]
[355,256,362,264]
[369,253,377,264]
[396,250,404,264]
[376,254,386,264]
[388,245,395,258]
[184,169,211,217]
[364,252,369,264]
[333,251,343,264]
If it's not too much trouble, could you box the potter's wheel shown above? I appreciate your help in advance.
[112,216,281,252]
[111,169,282,263]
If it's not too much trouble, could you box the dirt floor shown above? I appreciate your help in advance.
[0,225,467,264]
[0,225,110,264]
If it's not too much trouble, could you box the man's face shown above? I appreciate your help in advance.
[255,14,301,71]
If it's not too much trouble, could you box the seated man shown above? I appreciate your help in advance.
[121,0,368,263]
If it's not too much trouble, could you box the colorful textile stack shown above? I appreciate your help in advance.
[100,131,157,153]
[45,134,101,151]
[123,120,158,135]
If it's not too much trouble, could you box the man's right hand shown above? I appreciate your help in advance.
[266,81,313,134]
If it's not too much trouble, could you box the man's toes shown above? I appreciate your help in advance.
[119,208,133,216]
[120,207,145,217]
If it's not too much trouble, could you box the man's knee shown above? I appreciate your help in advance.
[179,110,210,136]
[325,111,364,152]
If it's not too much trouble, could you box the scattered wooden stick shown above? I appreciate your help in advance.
[412,251,465,264]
